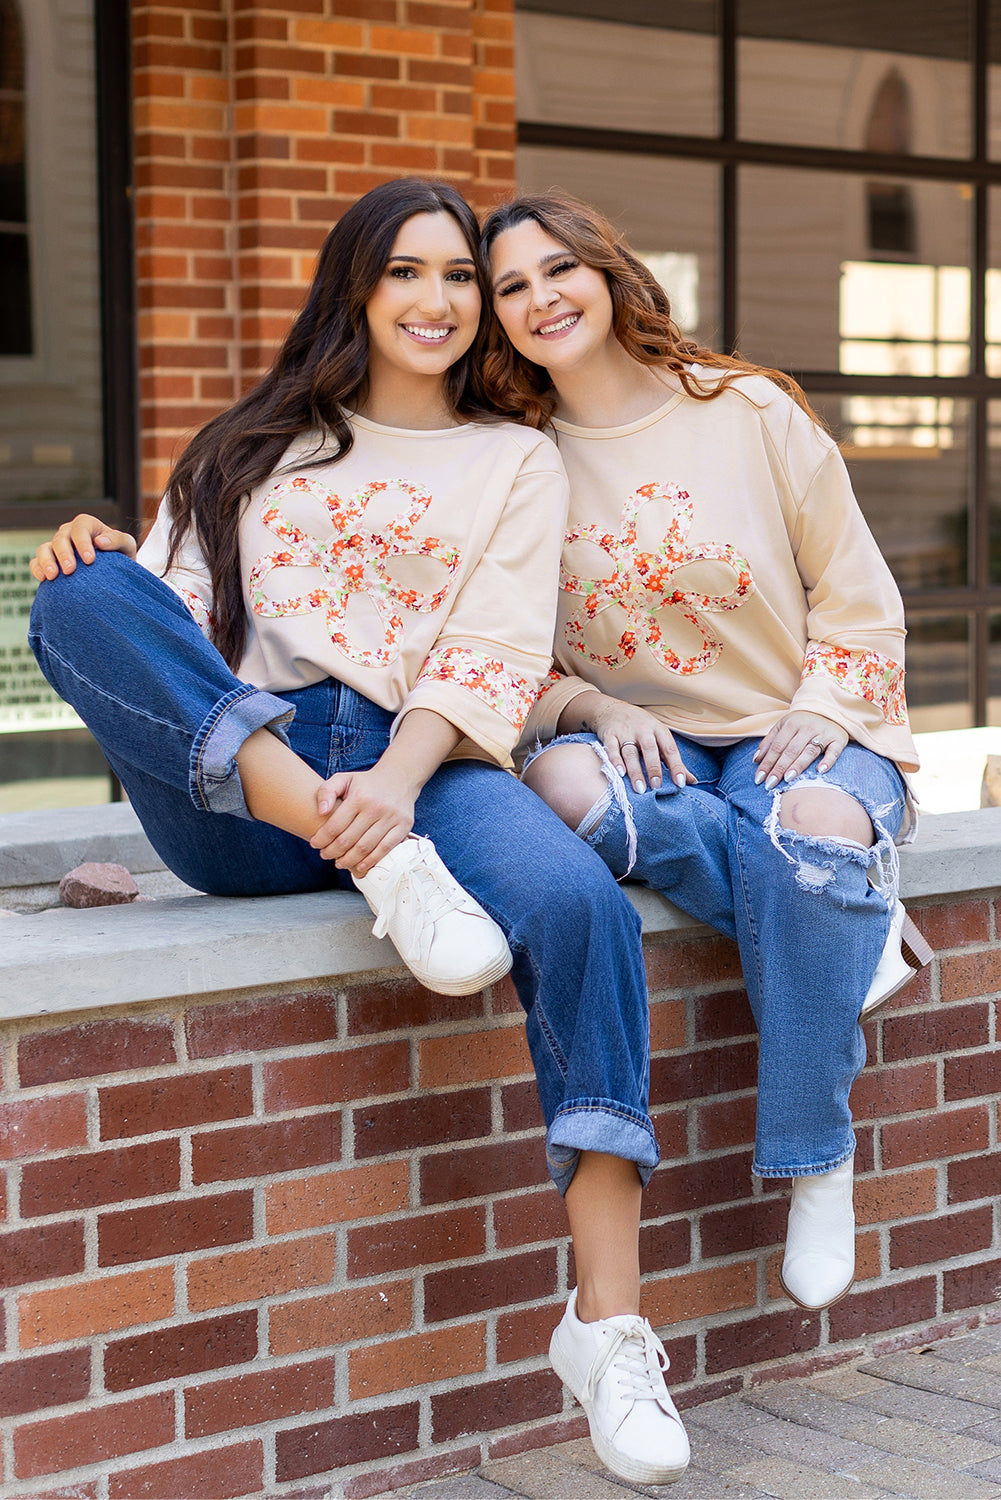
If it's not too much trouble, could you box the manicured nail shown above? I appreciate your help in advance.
[317,799,331,814]
[675,773,686,787]
[765,774,778,790]
[650,775,662,788]
[754,770,765,785]
[633,778,645,792]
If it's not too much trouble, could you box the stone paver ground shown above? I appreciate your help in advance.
[373,1324,1001,1500]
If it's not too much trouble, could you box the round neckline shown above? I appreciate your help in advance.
[348,410,474,438]
[551,387,687,440]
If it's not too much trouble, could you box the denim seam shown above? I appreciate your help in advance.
[752,1138,857,1179]
[28,633,191,737]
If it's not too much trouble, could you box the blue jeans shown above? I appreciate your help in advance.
[28,553,658,1192]
[527,732,908,1178]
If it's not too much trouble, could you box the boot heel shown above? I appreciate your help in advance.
[900,915,933,970]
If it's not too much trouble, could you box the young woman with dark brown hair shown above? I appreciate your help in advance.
[29,179,692,1490]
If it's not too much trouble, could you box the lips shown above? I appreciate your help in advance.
[401,324,454,342]
[534,311,581,338]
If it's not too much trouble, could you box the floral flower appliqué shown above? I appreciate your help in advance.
[561,482,755,673]
[249,475,460,667]
[802,643,907,725]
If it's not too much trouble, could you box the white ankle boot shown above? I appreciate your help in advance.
[353,834,512,996]
[780,1156,855,1311]
[860,901,933,1019]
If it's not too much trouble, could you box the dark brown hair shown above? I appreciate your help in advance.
[479,193,821,431]
[165,178,495,668]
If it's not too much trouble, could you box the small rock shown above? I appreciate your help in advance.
[59,863,139,909]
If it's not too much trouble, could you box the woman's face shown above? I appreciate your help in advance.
[364,210,482,388]
[489,218,616,373]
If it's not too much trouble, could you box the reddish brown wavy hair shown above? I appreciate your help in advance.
[480,193,821,431]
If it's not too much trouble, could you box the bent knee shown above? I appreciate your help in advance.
[777,784,874,847]
[523,742,608,831]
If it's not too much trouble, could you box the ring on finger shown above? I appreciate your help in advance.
[809,737,825,748]
[620,740,637,749]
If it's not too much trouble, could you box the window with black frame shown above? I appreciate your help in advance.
[0,0,133,811]
[516,0,1001,731]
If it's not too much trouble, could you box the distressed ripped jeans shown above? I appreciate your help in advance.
[28,553,659,1195]
[525,732,907,1178]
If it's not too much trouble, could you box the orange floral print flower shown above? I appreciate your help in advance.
[802,643,907,725]
[249,475,461,667]
[561,482,755,674]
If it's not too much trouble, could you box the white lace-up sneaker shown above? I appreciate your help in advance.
[549,1290,690,1486]
[352,834,512,996]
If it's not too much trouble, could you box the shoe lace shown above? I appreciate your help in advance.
[370,849,463,962]
[581,1318,673,1410]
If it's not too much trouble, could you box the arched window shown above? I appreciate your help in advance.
[866,69,916,258]
[0,0,30,355]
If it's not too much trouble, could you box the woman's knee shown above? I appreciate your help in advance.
[777,784,874,847]
[522,742,608,831]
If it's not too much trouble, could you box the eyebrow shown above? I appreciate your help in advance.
[387,254,476,267]
[492,250,569,290]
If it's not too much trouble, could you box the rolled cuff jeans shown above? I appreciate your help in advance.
[28,552,659,1193]
[526,730,908,1179]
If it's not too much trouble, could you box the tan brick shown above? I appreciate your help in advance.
[419,1026,531,1088]
[349,1322,485,1399]
[188,1234,338,1312]
[266,1160,409,1234]
[19,1268,175,1349]
[269,1281,411,1356]
[644,1262,756,1326]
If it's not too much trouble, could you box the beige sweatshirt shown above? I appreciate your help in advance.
[138,414,569,770]
[522,372,919,774]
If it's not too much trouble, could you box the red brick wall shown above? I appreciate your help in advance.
[131,0,517,516]
[0,897,998,1495]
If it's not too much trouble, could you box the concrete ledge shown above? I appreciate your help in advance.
[2,803,1001,1023]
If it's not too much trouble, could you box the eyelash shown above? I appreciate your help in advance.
[497,260,578,297]
[387,266,475,283]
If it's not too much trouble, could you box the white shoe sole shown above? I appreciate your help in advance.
[549,1335,689,1487]
[406,946,512,996]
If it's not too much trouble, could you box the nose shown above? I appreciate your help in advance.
[529,278,560,313]
[417,276,450,318]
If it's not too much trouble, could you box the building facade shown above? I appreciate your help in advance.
[3,0,1001,780]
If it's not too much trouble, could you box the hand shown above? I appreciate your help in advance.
[310,763,416,876]
[752,711,849,788]
[30,514,137,581]
[578,693,695,794]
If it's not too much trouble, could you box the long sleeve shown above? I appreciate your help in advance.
[786,443,913,766]
[400,447,570,768]
[136,498,216,636]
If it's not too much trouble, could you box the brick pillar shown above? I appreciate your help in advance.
[132,0,518,517]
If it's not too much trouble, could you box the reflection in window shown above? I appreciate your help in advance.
[636,252,699,334]
[839,261,968,452]
[904,615,972,732]
[0,0,30,356]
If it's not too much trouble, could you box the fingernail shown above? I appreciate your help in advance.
[765,775,778,790]
[651,776,662,788]
[317,800,330,814]
[675,773,686,787]
[633,779,645,792]
[754,770,765,785]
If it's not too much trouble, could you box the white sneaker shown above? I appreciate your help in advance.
[352,834,512,996]
[780,1156,855,1311]
[549,1290,690,1486]
[860,900,933,1019]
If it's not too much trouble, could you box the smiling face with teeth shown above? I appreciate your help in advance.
[364,210,483,402]
[489,218,616,374]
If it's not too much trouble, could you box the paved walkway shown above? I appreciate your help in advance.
[377,1324,1001,1500]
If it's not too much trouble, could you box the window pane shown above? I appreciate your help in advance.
[516,6,718,138]
[517,147,719,347]
[986,401,1001,586]
[900,614,971,732]
[739,168,971,373]
[985,188,1001,376]
[0,229,30,355]
[989,615,1001,726]
[738,0,972,158]
[812,394,970,593]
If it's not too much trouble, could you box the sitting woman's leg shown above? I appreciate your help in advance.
[719,739,909,1310]
[413,762,689,1485]
[28,551,339,895]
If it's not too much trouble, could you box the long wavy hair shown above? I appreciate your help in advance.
[164,178,495,669]
[479,193,821,431]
